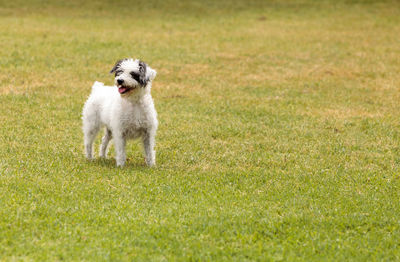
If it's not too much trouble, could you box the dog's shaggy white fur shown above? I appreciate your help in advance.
[82,58,158,167]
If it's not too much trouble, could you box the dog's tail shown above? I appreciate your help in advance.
[90,81,106,95]
[91,81,104,91]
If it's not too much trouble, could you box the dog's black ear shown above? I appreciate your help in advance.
[138,60,148,86]
[110,59,124,74]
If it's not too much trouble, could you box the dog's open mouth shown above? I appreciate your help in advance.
[117,85,135,94]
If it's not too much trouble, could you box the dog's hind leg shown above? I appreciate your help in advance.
[99,128,112,158]
[84,126,99,160]
[82,111,100,160]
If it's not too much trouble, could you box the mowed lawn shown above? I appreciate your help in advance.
[1,0,400,260]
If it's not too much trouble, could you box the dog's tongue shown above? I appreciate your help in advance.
[118,87,128,94]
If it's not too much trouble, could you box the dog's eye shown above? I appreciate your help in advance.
[130,72,141,82]
[115,70,123,76]
[130,71,146,86]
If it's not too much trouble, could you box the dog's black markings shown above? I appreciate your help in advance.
[110,59,126,74]
[135,60,148,87]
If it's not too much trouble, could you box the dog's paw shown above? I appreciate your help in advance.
[145,159,156,167]
[116,161,125,167]
[85,155,94,161]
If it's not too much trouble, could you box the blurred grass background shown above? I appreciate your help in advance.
[1,0,400,260]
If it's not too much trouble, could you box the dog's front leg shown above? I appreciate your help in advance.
[142,129,156,167]
[114,133,126,167]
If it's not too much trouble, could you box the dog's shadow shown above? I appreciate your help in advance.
[90,157,148,169]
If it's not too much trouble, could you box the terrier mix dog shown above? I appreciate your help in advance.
[82,58,158,167]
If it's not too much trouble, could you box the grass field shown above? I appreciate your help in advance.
[1,0,400,260]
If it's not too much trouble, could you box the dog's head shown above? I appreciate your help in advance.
[110,58,157,96]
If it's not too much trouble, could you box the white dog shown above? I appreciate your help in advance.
[82,58,158,167]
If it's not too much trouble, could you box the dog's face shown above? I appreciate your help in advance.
[110,58,157,95]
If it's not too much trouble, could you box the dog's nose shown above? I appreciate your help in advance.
[117,79,124,85]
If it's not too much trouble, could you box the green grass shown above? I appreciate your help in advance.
[1,0,400,260]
